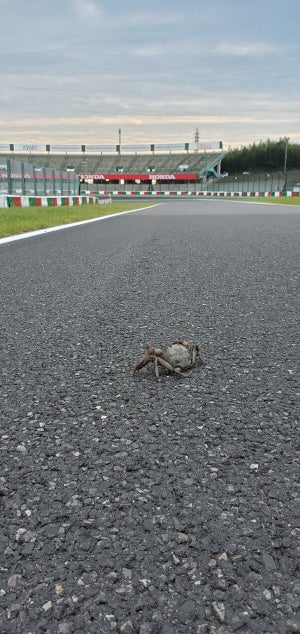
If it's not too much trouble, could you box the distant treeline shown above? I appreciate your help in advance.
[222,139,300,173]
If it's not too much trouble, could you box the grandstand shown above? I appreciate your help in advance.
[2,134,300,195]
[2,143,300,195]
[0,148,226,193]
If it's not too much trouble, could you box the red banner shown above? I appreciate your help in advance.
[80,173,197,181]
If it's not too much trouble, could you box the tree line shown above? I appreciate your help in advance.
[222,139,300,173]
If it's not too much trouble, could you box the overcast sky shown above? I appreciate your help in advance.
[0,0,299,149]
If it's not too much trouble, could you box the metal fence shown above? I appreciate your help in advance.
[206,172,285,193]
[0,158,80,196]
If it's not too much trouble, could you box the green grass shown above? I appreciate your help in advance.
[249,197,300,205]
[0,202,155,238]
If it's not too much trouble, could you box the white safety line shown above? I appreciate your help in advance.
[0,204,161,245]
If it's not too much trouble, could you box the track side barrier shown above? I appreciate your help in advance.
[94,190,300,198]
[0,195,111,208]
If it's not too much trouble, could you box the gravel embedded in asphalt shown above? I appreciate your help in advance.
[0,201,299,634]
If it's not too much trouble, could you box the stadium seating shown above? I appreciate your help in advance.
[0,151,223,176]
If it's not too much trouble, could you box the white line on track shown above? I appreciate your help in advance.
[0,204,161,245]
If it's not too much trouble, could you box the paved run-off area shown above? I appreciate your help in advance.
[0,200,299,634]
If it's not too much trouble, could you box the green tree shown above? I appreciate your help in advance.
[222,139,300,173]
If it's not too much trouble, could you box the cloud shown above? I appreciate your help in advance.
[131,44,166,59]
[217,42,275,57]
[1,114,299,148]
[118,8,184,28]
[0,0,299,147]
[71,0,102,22]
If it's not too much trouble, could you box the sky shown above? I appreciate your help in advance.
[0,0,299,150]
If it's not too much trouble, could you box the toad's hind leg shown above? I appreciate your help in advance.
[198,350,206,366]
[173,366,192,377]
[156,357,176,373]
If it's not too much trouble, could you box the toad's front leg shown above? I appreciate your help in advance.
[133,355,153,374]
[154,357,161,382]
[157,357,190,378]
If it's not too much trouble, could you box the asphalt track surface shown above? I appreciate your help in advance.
[0,200,299,634]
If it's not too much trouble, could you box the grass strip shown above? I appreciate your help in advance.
[1,197,299,239]
[0,202,154,238]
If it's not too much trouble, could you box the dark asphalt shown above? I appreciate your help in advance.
[0,200,299,634]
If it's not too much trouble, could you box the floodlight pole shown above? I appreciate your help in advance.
[283,136,289,192]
